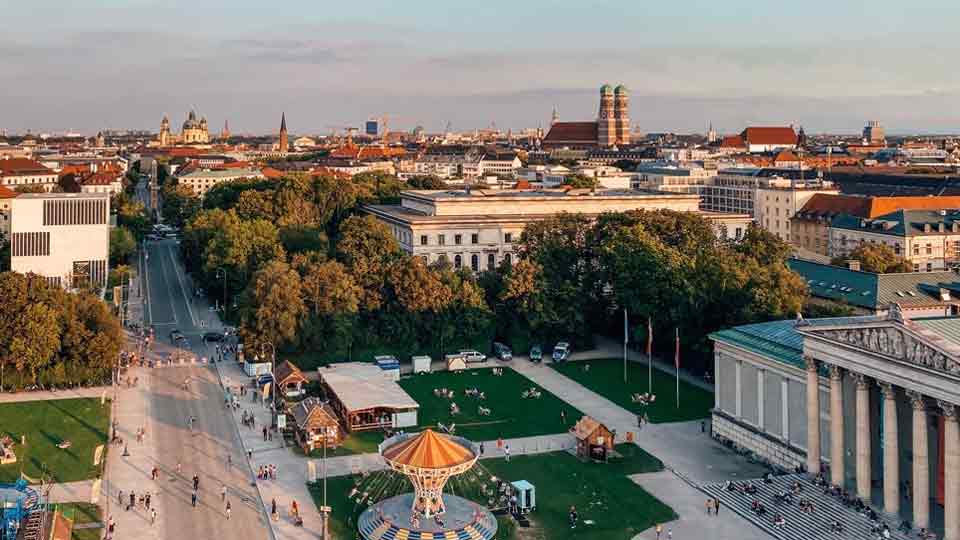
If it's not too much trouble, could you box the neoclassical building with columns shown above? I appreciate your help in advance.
[711,308,960,538]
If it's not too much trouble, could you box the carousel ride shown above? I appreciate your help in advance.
[0,480,42,540]
[357,429,498,540]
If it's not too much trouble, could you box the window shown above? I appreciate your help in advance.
[927,262,933,272]
[471,254,479,271]
[420,235,428,246]
[421,255,429,264]
[455,234,462,245]
[894,244,901,255]
[454,255,462,269]
[914,245,920,256]
[471,233,479,244]
[914,264,920,272]
[504,233,512,244]
[503,253,512,265]
[487,254,495,270]
[438,234,446,246]
[926,243,933,255]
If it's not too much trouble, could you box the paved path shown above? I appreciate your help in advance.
[0,387,111,403]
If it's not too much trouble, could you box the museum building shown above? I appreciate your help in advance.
[711,308,960,539]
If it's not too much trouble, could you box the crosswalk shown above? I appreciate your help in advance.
[701,474,913,540]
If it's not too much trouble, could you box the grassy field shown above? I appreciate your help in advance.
[552,358,714,423]
[0,398,110,483]
[54,502,102,540]
[294,430,384,458]
[309,443,672,540]
[398,367,584,441]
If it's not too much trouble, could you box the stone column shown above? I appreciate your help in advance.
[854,373,872,501]
[804,356,821,474]
[908,391,929,529]
[880,382,899,516]
[829,365,845,486]
[941,401,959,540]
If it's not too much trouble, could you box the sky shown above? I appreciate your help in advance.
[4,0,960,135]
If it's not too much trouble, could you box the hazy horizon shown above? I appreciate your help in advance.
[4,1,960,135]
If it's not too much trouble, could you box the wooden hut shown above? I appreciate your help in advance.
[274,360,309,398]
[570,416,615,461]
[290,397,343,451]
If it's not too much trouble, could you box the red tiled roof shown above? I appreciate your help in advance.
[741,127,797,146]
[797,194,960,220]
[0,185,18,198]
[719,135,746,148]
[774,150,800,162]
[0,158,53,176]
[543,122,598,143]
[81,171,121,186]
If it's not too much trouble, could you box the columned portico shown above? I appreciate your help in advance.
[908,390,930,529]
[829,365,845,486]
[854,373,872,501]
[804,356,821,474]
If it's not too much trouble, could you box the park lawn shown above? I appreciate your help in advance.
[552,358,714,423]
[0,398,110,484]
[310,443,671,540]
[295,430,384,458]
[54,502,102,540]
[398,367,584,441]
[481,446,675,540]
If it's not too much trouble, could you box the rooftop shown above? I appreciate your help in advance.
[14,192,110,200]
[381,429,475,470]
[543,122,599,144]
[832,209,960,237]
[402,188,694,201]
[178,168,263,179]
[320,362,419,413]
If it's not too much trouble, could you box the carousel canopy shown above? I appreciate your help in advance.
[382,429,475,470]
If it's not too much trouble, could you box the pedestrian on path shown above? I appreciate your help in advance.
[177,461,182,474]
[150,508,157,525]
[479,442,484,456]
[145,493,151,509]
[191,492,197,507]
[193,474,200,491]
[667,528,673,540]
[271,498,278,521]
[226,500,232,520]
[129,492,135,510]
[655,523,662,540]
[118,490,123,506]
[221,484,227,502]
[560,410,566,424]
[263,426,268,441]
[504,443,510,462]
[705,498,713,515]
[108,516,115,536]
[715,498,721,515]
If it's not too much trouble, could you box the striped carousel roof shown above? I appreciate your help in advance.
[381,430,475,470]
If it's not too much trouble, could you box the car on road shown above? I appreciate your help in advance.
[459,350,487,364]
[492,342,512,361]
[552,342,571,363]
[529,345,542,363]
[169,329,186,344]
[202,332,225,342]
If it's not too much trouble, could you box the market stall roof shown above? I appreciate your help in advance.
[382,429,474,469]
[320,362,419,412]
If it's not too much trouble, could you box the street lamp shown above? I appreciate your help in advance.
[215,267,227,319]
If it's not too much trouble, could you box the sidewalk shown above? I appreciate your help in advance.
[0,387,109,403]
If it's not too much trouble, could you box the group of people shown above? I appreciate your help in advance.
[704,497,722,515]
[257,464,279,480]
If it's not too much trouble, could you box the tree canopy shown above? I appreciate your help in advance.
[831,243,912,273]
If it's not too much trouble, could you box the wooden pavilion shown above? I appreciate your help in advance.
[570,415,615,461]
[290,397,343,452]
[274,360,309,398]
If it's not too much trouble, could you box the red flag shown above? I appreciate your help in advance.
[674,328,680,370]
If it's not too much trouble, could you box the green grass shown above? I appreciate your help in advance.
[308,443,672,540]
[54,503,102,540]
[0,398,110,484]
[552,358,714,423]
[293,430,384,458]
[286,334,494,372]
[398,368,584,441]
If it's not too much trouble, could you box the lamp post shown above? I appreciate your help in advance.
[215,267,227,319]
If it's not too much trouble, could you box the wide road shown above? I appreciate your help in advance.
[123,220,270,539]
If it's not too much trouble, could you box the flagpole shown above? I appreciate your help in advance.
[675,328,680,409]
[623,309,628,383]
[647,317,653,395]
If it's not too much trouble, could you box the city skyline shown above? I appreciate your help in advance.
[4,0,960,134]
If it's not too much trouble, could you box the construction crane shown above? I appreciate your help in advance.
[374,114,414,139]
[324,125,359,141]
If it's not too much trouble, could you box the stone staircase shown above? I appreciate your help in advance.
[701,474,914,540]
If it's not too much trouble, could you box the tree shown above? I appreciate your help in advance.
[109,226,137,266]
[831,243,912,273]
[406,175,447,189]
[241,260,305,348]
[335,215,401,311]
[563,174,597,189]
[0,233,8,272]
[301,261,361,316]
[10,303,61,383]
[735,223,793,266]
[113,193,152,240]
[161,182,201,228]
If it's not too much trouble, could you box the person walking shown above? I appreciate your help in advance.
[715,497,721,515]
[655,523,662,540]
[667,528,673,540]
[145,493,151,509]
[118,490,123,506]
[271,498,278,521]
[504,443,511,462]
[225,500,232,520]
[150,508,157,525]
[193,474,200,491]
[479,442,484,456]
[705,498,713,515]
[129,492,135,510]
[560,410,566,424]
[191,492,197,508]
[221,484,227,502]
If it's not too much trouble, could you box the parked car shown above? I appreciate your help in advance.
[529,345,542,362]
[552,342,571,363]
[202,331,224,342]
[492,342,512,361]
[459,350,487,364]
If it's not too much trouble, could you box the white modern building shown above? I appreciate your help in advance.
[9,193,110,290]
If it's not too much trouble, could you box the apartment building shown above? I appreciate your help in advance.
[9,193,110,289]
[829,210,960,272]
[0,158,59,192]
[177,168,264,197]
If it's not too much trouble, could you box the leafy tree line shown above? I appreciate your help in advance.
[0,272,122,390]
[175,172,806,373]
[830,243,911,273]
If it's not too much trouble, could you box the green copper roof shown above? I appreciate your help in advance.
[614,84,629,94]
[788,258,878,309]
[600,84,613,93]
[912,317,960,348]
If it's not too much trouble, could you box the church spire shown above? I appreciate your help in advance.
[279,112,289,153]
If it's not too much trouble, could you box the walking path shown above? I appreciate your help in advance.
[0,386,110,403]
